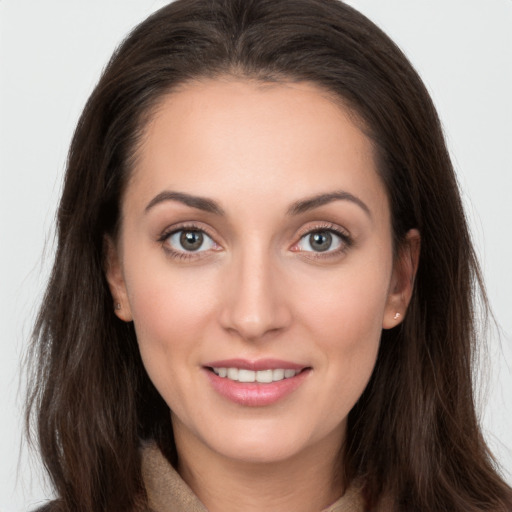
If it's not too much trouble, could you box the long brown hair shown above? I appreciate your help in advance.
[26,0,512,510]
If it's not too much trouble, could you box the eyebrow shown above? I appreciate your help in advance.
[286,191,372,218]
[145,191,225,215]
[144,189,371,218]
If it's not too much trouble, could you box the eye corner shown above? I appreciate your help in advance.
[288,240,302,253]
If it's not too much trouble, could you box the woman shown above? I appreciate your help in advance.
[26,0,512,510]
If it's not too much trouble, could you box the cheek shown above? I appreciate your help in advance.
[123,255,219,395]
[299,259,391,340]
[126,250,217,340]
[295,258,391,391]
[309,294,383,422]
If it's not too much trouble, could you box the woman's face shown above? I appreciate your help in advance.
[107,79,415,466]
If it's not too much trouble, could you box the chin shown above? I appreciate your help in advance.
[196,416,342,466]
[212,435,310,464]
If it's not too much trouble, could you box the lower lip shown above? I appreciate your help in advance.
[204,368,311,407]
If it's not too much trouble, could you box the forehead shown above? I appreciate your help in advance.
[125,78,388,223]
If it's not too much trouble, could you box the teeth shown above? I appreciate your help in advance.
[256,369,273,383]
[238,369,255,382]
[227,368,238,380]
[212,367,300,382]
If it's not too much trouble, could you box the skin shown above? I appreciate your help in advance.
[106,79,419,512]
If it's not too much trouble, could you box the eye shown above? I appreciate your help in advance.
[165,228,217,253]
[295,229,347,253]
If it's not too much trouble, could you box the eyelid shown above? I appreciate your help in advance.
[294,221,350,241]
[157,221,217,242]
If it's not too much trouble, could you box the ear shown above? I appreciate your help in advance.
[103,236,133,322]
[382,229,420,329]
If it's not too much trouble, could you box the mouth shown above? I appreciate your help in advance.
[203,359,311,406]
[208,367,304,383]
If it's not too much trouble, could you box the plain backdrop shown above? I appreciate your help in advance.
[1,1,511,510]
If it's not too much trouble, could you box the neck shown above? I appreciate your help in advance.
[174,420,345,512]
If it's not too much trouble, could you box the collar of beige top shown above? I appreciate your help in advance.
[141,442,365,512]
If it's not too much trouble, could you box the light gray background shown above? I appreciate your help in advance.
[1,1,511,510]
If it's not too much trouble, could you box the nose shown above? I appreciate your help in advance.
[219,247,292,342]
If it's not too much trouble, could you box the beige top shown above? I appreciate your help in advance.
[141,443,365,512]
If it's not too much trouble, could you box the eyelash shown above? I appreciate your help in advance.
[157,222,353,261]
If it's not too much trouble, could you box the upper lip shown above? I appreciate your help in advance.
[204,358,308,371]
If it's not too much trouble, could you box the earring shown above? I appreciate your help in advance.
[393,312,401,320]
[115,303,121,311]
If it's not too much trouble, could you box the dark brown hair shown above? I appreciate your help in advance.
[26,0,512,510]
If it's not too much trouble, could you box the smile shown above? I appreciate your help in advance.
[211,367,300,383]
[204,359,310,406]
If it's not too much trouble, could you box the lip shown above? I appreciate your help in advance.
[203,359,311,407]
[205,358,306,371]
